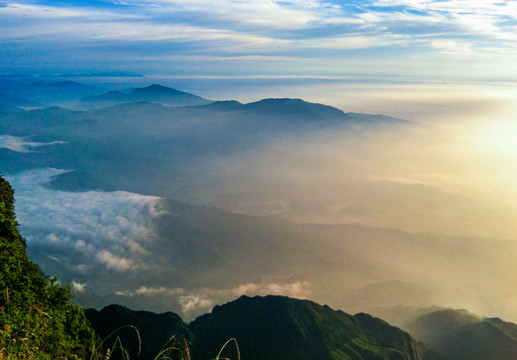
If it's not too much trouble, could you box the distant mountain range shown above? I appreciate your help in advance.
[0,83,406,195]
[78,84,212,109]
[0,78,97,106]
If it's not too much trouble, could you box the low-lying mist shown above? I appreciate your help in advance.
[162,87,517,320]
[181,114,517,241]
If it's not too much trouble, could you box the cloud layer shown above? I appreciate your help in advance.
[2,0,517,80]
[7,168,163,289]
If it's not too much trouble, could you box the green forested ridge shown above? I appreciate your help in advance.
[189,295,425,360]
[85,297,428,360]
[0,173,98,359]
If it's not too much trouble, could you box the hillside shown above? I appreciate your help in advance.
[84,296,432,360]
[406,309,517,360]
[0,173,97,359]
[190,295,425,360]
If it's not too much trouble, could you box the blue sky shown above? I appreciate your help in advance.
[2,0,517,81]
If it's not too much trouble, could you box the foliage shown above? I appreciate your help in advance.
[0,172,98,359]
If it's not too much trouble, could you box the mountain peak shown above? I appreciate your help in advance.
[191,295,424,360]
[132,84,184,94]
[80,84,211,109]
[199,99,242,110]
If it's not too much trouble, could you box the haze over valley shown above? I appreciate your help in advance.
[1,76,517,325]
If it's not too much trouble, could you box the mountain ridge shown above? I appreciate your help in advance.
[85,296,428,360]
[79,84,212,109]
[402,308,517,360]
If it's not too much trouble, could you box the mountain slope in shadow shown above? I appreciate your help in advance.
[406,309,517,360]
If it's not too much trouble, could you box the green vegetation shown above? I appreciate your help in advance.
[190,295,424,360]
[0,173,98,359]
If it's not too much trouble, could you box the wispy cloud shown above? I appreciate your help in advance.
[0,135,66,153]
[2,0,517,78]
[130,0,346,29]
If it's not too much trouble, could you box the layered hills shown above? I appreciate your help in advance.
[79,84,212,109]
[86,296,427,360]
[85,302,517,360]
[0,83,405,196]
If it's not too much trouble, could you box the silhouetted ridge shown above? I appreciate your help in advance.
[196,97,406,125]
[83,90,127,102]
[244,98,345,120]
[190,295,424,360]
[131,84,189,95]
[199,100,243,110]
[407,308,517,360]
[86,304,192,360]
[79,84,211,108]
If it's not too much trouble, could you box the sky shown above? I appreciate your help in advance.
[2,0,517,83]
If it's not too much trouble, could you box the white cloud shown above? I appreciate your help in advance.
[179,281,311,319]
[115,286,184,296]
[0,2,135,19]
[0,135,66,153]
[232,280,311,298]
[71,281,86,293]
[6,168,164,273]
[95,249,134,272]
[297,34,407,49]
[430,38,475,55]
[178,294,215,318]
[3,0,517,78]
[136,0,346,29]
[116,280,311,319]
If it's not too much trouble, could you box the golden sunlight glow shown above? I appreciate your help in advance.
[477,120,517,156]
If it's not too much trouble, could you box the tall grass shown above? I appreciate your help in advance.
[93,326,239,360]
[215,338,240,360]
